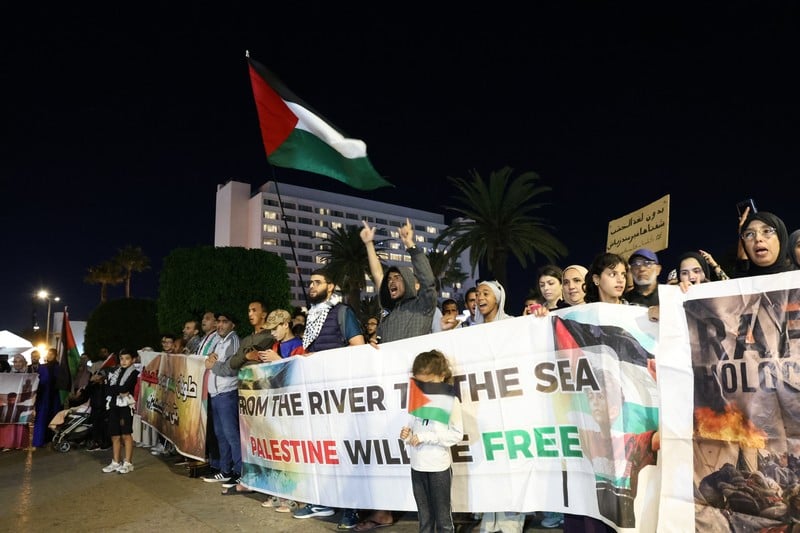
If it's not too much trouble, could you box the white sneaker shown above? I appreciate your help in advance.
[118,461,134,474]
[150,443,165,455]
[102,461,122,473]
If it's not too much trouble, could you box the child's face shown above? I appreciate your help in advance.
[413,372,444,383]
[119,354,133,368]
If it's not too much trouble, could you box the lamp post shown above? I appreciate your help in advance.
[36,290,60,348]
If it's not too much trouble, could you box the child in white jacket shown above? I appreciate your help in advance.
[400,349,463,533]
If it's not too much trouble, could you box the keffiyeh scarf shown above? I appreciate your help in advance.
[303,293,342,349]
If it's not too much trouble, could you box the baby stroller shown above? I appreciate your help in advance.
[49,402,93,453]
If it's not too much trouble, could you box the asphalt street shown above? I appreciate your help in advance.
[0,445,561,532]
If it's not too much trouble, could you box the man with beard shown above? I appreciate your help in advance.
[361,218,437,343]
[292,269,365,526]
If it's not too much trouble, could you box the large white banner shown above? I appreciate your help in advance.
[238,304,661,531]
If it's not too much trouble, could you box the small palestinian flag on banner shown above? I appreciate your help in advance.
[408,378,456,425]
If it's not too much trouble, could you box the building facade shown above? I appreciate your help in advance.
[214,180,478,311]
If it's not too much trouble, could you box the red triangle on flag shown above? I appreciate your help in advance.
[408,378,431,413]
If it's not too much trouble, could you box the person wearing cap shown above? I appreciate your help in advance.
[202,311,241,487]
[626,248,662,308]
[257,309,306,362]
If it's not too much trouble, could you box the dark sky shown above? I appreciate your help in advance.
[3,4,799,336]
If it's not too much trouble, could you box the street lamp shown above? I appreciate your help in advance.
[36,290,60,348]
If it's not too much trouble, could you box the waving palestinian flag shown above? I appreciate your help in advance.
[408,378,456,425]
[247,55,393,191]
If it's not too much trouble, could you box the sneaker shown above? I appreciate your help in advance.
[202,471,227,483]
[118,461,134,474]
[86,443,102,452]
[102,461,122,473]
[338,508,359,529]
[221,476,241,489]
[293,505,336,519]
[150,443,165,455]
[540,513,564,528]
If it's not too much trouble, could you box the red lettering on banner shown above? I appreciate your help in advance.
[249,437,339,464]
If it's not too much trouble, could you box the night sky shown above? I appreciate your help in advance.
[3,3,799,336]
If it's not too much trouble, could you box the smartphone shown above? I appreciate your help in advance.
[736,199,757,217]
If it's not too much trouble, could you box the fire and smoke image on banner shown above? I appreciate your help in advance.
[676,279,800,531]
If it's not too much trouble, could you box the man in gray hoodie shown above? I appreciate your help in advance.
[362,218,438,344]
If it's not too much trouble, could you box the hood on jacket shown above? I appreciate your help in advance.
[379,266,418,310]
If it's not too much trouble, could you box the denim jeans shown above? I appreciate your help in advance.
[210,389,241,476]
[411,467,454,533]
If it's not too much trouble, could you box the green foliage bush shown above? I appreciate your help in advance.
[84,299,160,359]
[157,246,291,337]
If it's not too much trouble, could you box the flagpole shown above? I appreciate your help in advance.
[272,176,310,308]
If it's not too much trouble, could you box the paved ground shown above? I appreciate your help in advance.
[0,445,562,532]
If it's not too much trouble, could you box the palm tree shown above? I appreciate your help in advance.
[114,245,151,298]
[426,249,469,293]
[84,260,125,303]
[433,167,568,289]
[317,225,386,306]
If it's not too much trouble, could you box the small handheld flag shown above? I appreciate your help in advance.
[408,378,456,425]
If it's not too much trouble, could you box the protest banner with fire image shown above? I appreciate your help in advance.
[658,273,800,532]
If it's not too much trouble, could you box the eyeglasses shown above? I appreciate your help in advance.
[741,226,777,241]
[629,260,657,268]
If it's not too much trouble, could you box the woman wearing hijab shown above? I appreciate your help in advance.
[735,211,797,277]
[562,264,588,306]
[473,280,512,324]
[789,229,800,269]
[472,280,527,533]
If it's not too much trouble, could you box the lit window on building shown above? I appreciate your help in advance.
[415,235,425,243]
[264,211,277,220]
[263,238,277,246]
[389,242,400,250]
[390,231,399,239]
[426,226,437,234]
[318,208,330,215]
[331,221,343,229]
[389,253,404,262]
[264,224,278,233]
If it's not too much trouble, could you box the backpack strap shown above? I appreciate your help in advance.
[337,304,348,343]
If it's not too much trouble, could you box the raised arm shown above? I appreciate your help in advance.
[361,220,384,288]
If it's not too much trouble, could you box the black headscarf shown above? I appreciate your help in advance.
[676,251,710,283]
[740,211,796,276]
[789,229,800,269]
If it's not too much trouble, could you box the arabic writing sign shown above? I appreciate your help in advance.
[606,194,670,257]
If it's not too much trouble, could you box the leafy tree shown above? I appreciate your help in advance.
[84,260,125,303]
[433,167,568,289]
[157,246,291,337]
[84,298,160,358]
[317,225,385,307]
[114,245,151,298]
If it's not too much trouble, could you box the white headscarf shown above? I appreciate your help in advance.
[474,280,512,324]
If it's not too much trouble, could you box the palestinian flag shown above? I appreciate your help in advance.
[408,378,456,425]
[248,55,393,191]
[57,308,81,404]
